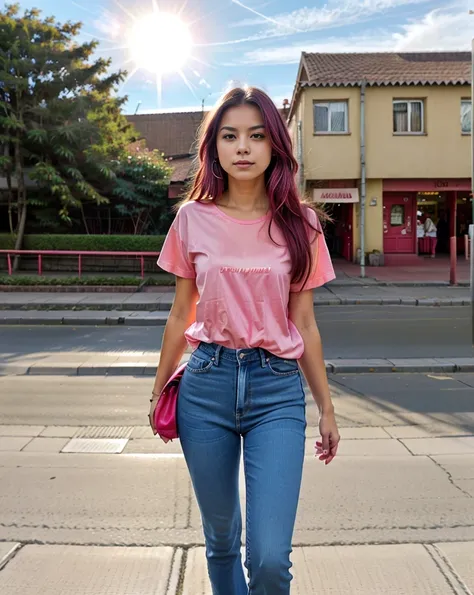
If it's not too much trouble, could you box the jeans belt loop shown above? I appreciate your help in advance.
[259,348,267,368]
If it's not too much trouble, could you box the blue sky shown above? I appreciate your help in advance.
[11,0,474,114]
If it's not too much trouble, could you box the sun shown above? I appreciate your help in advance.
[127,12,193,75]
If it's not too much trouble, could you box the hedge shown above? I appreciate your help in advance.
[0,234,166,251]
[0,275,176,286]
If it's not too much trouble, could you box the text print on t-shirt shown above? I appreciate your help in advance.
[220,266,271,274]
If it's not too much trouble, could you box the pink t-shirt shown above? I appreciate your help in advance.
[157,200,335,359]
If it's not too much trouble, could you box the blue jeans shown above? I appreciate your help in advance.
[177,341,307,595]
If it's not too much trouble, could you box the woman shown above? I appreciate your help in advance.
[149,87,340,595]
[423,213,438,258]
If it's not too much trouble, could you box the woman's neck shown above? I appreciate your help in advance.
[219,177,268,213]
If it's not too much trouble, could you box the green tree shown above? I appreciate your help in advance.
[112,147,173,235]
[0,3,137,257]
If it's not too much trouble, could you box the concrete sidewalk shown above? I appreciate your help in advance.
[2,422,474,456]
[1,352,474,375]
[0,283,471,315]
[1,541,472,594]
[1,369,473,594]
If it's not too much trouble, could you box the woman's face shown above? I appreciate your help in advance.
[215,104,272,182]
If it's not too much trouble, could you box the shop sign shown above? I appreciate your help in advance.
[313,188,359,203]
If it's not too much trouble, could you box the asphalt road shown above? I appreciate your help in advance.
[0,306,472,360]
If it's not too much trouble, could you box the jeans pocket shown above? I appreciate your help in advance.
[186,349,215,374]
[266,356,299,377]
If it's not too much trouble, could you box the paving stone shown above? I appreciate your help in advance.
[431,455,474,479]
[401,436,474,455]
[454,479,474,497]
[0,544,175,595]
[0,425,45,437]
[22,437,70,453]
[61,438,129,454]
[336,438,411,456]
[122,438,183,454]
[290,544,459,595]
[40,426,81,438]
[0,437,32,451]
[130,426,156,439]
[383,424,467,439]
[182,544,450,595]
[338,427,391,439]
[435,542,474,592]
[0,543,21,571]
[182,546,248,594]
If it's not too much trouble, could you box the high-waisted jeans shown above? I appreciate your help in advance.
[177,341,307,595]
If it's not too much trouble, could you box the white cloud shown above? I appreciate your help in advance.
[201,0,434,47]
[232,0,432,31]
[232,6,473,65]
[393,7,471,50]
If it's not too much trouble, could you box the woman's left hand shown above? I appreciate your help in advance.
[315,410,340,465]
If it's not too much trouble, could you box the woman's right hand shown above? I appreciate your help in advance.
[148,394,161,435]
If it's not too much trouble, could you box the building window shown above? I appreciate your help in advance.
[390,205,405,226]
[314,101,348,133]
[461,100,471,134]
[393,100,424,133]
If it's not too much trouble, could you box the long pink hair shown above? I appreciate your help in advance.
[180,86,319,287]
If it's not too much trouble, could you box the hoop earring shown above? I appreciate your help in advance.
[212,159,223,180]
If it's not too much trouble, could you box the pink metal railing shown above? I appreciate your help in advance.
[0,250,161,279]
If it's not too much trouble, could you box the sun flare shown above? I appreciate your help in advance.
[127,12,193,75]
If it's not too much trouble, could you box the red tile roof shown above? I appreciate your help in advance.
[126,111,206,158]
[126,106,290,159]
[301,51,471,87]
[168,156,195,183]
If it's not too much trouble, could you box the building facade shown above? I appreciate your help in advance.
[288,51,473,264]
[125,111,206,199]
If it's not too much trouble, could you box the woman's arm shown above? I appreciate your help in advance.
[289,289,340,464]
[289,289,333,414]
[151,276,198,397]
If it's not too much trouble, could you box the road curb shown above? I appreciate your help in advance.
[1,359,473,376]
[0,298,469,325]
[0,298,470,311]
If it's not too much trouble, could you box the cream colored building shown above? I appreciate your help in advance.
[288,52,473,264]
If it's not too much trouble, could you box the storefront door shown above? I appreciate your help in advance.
[324,203,353,261]
[383,193,416,253]
[341,203,353,261]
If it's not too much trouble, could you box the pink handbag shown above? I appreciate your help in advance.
[152,363,187,443]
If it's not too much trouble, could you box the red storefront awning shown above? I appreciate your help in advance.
[383,179,471,192]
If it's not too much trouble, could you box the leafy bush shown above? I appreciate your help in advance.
[0,234,166,251]
[0,275,175,286]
